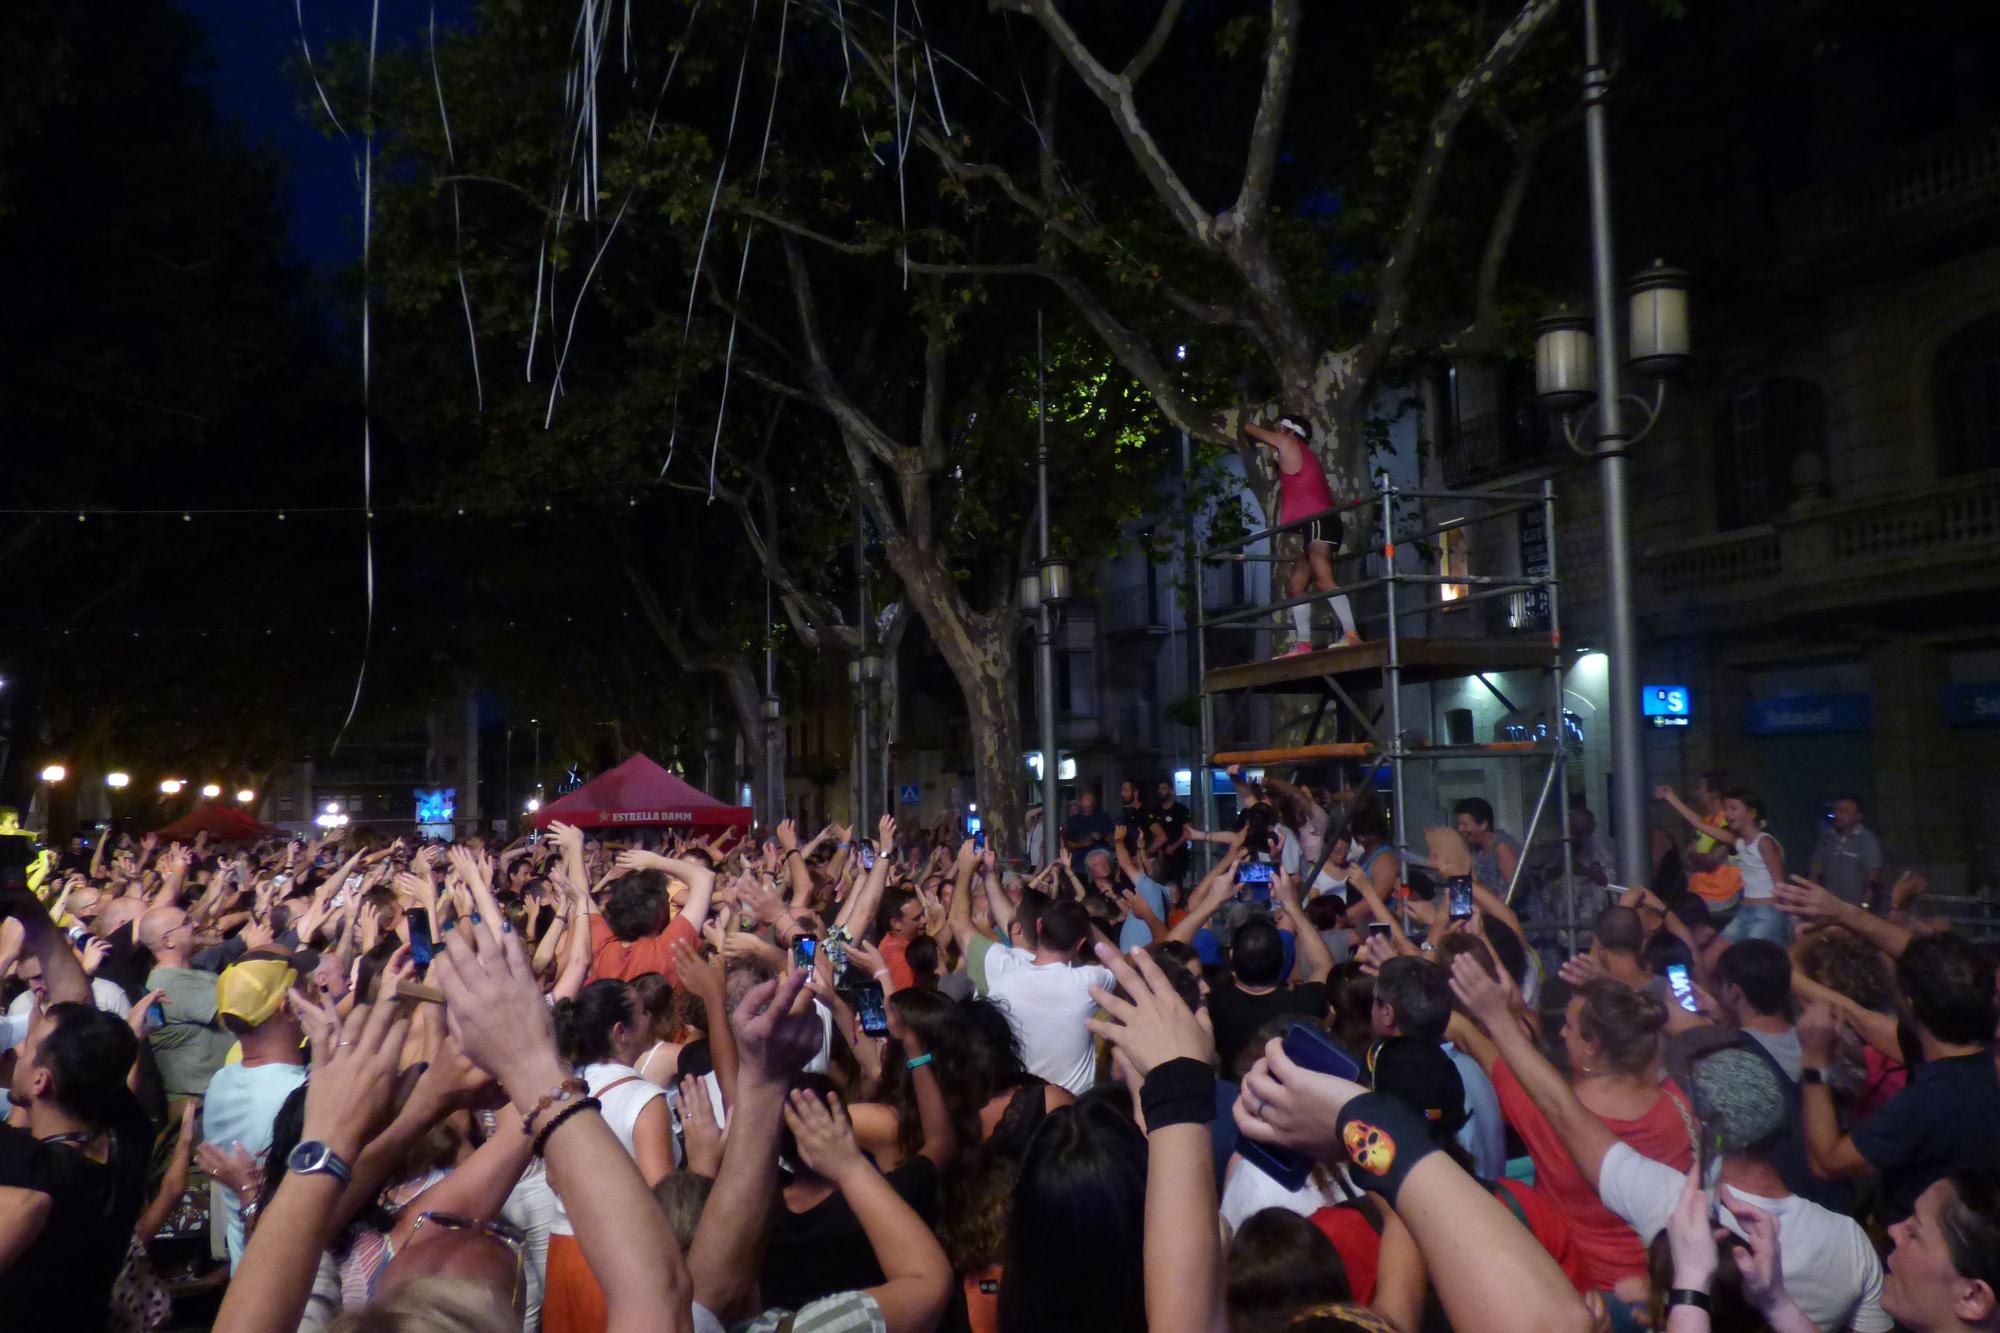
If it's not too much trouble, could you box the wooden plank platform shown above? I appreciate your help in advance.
[1210,740,1555,766]
[1201,636,1560,695]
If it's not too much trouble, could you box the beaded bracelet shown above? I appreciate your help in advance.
[532,1097,602,1158]
[519,1078,589,1137]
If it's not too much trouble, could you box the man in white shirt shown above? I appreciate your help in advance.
[1461,964,1890,1333]
[983,897,1112,1096]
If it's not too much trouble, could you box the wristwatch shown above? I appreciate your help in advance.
[1800,1067,1827,1086]
[286,1140,353,1189]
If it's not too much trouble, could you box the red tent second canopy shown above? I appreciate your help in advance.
[529,754,752,832]
[153,802,282,843]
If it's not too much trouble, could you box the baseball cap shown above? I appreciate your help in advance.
[215,957,298,1027]
[1687,1046,1786,1154]
[1367,1037,1469,1141]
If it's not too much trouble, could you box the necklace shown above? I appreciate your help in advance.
[39,1130,95,1147]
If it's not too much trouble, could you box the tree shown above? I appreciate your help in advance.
[359,0,1175,844]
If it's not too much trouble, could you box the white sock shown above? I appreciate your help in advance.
[1328,594,1357,637]
[1290,603,1313,642]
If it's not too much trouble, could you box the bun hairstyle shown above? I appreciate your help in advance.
[1574,977,1670,1076]
[554,978,636,1067]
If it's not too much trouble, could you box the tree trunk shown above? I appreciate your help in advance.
[883,547,1024,860]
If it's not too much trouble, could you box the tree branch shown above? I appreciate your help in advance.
[1122,0,1185,84]
[731,203,881,257]
[1037,266,1230,445]
[999,0,1213,244]
[1227,0,1302,224]
[1350,0,1563,400]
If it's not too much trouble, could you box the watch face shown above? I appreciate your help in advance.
[288,1141,329,1173]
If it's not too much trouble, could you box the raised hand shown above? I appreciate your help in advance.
[1720,1188,1791,1317]
[1795,998,1841,1068]
[784,1088,866,1183]
[1664,1168,1719,1296]
[299,983,415,1158]
[679,1076,725,1177]
[1085,940,1215,1075]
[1773,877,1843,924]
[1448,950,1518,1030]
[1558,950,1606,989]
[197,1140,261,1197]
[841,936,887,981]
[615,847,670,875]
[1233,1034,1368,1163]
[776,819,799,852]
[732,970,822,1091]
[671,939,724,1004]
[875,815,898,858]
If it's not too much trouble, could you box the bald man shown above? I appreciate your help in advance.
[140,906,233,1101]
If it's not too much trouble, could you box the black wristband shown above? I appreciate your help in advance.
[1666,1289,1713,1313]
[1140,1057,1217,1131]
[532,1096,601,1158]
[1333,1092,1441,1208]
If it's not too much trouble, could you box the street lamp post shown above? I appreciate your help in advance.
[1032,310,1063,864]
[1534,0,1694,886]
[854,503,873,827]
[762,578,782,826]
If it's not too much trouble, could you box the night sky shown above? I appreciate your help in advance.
[179,0,473,270]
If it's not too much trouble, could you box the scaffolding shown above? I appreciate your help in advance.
[1194,476,1579,948]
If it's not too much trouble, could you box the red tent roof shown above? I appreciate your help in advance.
[530,754,752,831]
[153,802,281,843]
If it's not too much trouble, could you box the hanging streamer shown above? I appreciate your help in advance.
[430,6,484,411]
[661,0,761,478]
[332,0,382,754]
[908,0,951,136]
[708,0,791,497]
[547,1,708,429]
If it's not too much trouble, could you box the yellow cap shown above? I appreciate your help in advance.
[215,958,296,1027]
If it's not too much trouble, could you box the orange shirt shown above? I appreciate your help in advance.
[877,933,918,993]
[588,913,696,985]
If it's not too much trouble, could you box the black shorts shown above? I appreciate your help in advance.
[1301,514,1342,550]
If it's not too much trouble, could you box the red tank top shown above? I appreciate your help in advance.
[1276,445,1338,524]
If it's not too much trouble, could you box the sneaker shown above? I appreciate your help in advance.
[1280,643,1315,658]
[1337,631,1363,648]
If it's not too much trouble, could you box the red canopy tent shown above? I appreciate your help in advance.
[153,802,281,843]
[529,754,752,832]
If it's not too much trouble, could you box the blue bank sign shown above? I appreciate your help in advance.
[1943,683,2000,727]
[1743,693,1871,736]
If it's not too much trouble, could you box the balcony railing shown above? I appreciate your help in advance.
[1645,470,2000,608]
[1777,121,2000,257]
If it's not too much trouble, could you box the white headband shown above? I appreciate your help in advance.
[1276,417,1309,440]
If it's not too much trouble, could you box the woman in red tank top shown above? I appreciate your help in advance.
[1245,416,1360,656]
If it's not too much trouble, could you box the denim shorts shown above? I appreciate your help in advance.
[1721,899,1792,945]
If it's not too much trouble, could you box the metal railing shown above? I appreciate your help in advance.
[1193,476,1580,949]
[1778,121,2000,255]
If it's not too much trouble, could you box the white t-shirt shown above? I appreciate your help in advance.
[1220,1154,1345,1234]
[984,945,1113,1096]
[549,1061,665,1237]
[1597,1141,1890,1332]
[6,977,132,1023]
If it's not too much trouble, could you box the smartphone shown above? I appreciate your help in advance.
[1447,875,1474,921]
[1237,858,1274,903]
[792,936,817,971]
[826,935,850,989]
[1238,1023,1364,1190]
[851,980,891,1037]
[1667,962,1698,1014]
[146,1002,167,1030]
[973,830,987,853]
[1367,921,1393,940]
[856,844,877,871]
[407,908,434,968]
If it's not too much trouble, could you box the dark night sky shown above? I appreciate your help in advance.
[178,0,473,270]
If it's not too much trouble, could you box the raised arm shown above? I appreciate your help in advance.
[787,1091,951,1333]
[1773,878,1911,960]
[1235,1048,1592,1333]
[0,889,89,1005]
[1274,870,1333,984]
[1085,943,1228,1333]
[687,970,821,1323]
[946,839,978,953]
[1448,954,1619,1187]
[834,815,897,937]
[1655,785,1736,849]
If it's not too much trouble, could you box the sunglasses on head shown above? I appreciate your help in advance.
[408,1211,527,1303]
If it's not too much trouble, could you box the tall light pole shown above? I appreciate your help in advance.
[1534,0,1691,886]
[854,502,873,827]
[1033,311,1063,864]
[761,580,782,826]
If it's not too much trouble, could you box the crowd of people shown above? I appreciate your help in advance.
[1,762,1997,1333]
